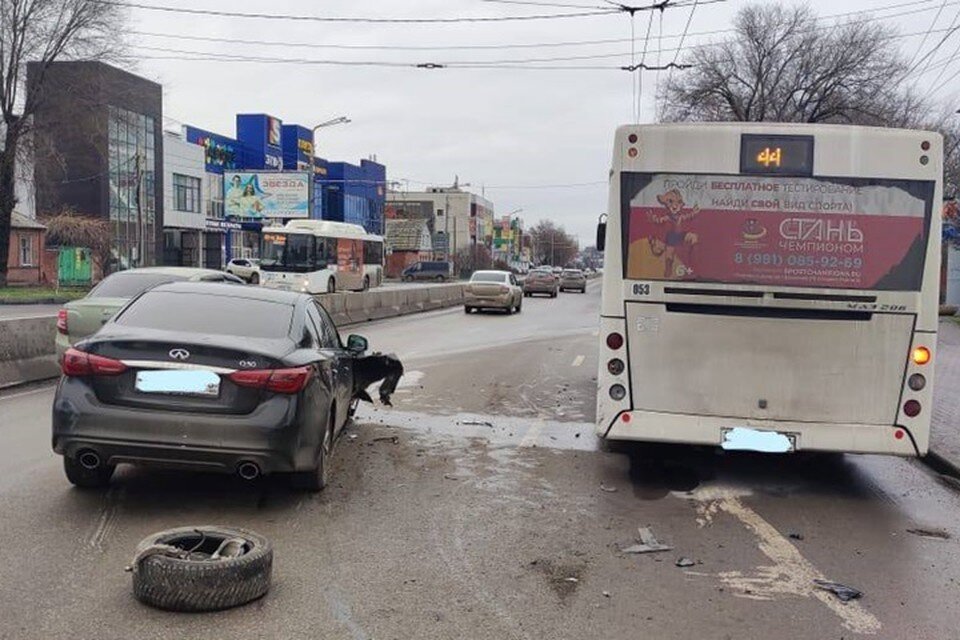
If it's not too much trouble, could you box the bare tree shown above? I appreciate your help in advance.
[0,0,123,286]
[660,3,928,127]
[527,220,578,267]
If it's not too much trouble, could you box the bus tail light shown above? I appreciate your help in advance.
[903,400,921,418]
[606,332,624,350]
[609,384,627,401]
[608,358,625,375]
[912,346,931,365]
[908,373,926,391]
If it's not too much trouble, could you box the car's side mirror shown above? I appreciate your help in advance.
[347,334,369,354]
[596,213,607,252]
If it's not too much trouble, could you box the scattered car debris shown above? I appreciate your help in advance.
[353,353,404,406]
[371,436,400,445]
[602,590,611,598]
[348,434,359,441]
[906,527,951,540]
[813,579,863,603]
[622,527,673,554]
[675,557,695,568]
[461,420,495,428]
[599,483,618,493]
[788,532,805,541]
[564,577,579,583]
[128,526,272,612]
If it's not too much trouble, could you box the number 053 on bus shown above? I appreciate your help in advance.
[596,123,941,456]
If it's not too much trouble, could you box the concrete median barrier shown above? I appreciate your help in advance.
[0,283,465,390]
[0,315,60,389]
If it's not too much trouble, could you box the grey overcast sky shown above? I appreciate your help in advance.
[124,0,960,243]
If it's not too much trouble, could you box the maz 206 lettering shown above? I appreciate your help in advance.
[847,303,908,312]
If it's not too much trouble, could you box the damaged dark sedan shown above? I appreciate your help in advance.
[52,282,402,491]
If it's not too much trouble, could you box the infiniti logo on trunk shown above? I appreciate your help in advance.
[169,348,191,361]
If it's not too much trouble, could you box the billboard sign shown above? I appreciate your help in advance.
[184,126,239,174]
[267,116,282,147]
[224,172,311,220]
[623,173,932,291]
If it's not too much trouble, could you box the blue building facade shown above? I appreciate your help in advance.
[317,159,386,236]
[183,113,386,238]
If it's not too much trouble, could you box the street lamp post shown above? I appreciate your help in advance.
[310,116,350,223]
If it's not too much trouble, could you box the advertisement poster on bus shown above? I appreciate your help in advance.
[623,173,932,290]
[224,172,310,219]
[337,237,362,278]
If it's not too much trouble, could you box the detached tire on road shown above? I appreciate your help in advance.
[131,526,272,612]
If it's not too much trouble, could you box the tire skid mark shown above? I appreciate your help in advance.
[325,588,371,640]
[87,487,125,551]
[684,487,881,635]
[428,467,533,640]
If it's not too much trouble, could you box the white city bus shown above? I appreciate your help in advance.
[259,220,384,293]
[596,123,941,456]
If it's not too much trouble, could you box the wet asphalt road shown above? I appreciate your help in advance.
[3,281,960,639]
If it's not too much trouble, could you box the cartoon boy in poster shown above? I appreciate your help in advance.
[647,189,700,278]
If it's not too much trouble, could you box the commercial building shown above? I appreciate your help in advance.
[161,131,207,267]
[182,113,386,266]
[28,61,163,271]
[385,185,494,258]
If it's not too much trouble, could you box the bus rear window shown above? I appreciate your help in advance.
[621,173,933,291]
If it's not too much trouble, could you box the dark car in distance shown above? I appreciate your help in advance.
[401,261,453,282]
[52,282,374,492]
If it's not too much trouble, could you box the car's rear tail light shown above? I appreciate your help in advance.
[903,400,922,417]
[56,309,68,335]
[908,373,926,391]
[608,358,625,375]
[913,346,931,365]
[61,348,127,377]
[606,332,624,350]
[609,384,627,401]
[229,366,313,394]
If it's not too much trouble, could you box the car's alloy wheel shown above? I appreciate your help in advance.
[250,273,259,285]
[327,278,336,294]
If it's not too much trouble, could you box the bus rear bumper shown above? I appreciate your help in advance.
[600,410,923,457]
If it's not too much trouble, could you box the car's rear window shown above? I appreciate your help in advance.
[89,273,183,298]
[116,292,293,338]
[471,272,507,283]
[562,270,582,276]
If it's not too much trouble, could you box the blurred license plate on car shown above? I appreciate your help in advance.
[135,370,220,397]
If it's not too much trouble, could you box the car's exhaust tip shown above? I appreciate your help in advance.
[237,461,261,481]
[78,450,101,470]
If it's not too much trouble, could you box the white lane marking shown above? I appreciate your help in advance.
[571,355,585,368]
[519,420,544,448]
[0,384,56,402]
[684,487,881,635]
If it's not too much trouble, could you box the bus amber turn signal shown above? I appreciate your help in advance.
[913,346,931,365]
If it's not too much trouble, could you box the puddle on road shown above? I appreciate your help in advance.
[354,406,597,453]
